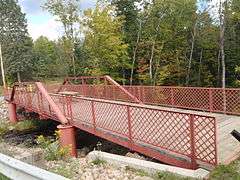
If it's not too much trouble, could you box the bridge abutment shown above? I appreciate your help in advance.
[8,102,17,123]
[57,125,77,158]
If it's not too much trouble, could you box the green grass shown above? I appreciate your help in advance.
[154,171,195,180]
[125,166,149,177]
[0,173,10,180]
[209,162,240,180]
[50,166,73,179]
[91,158,107,165]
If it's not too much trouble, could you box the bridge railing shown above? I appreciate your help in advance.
[57,95,217,169]
[123,86,240,115]
[5,82,218,169]
[59,83,240,115]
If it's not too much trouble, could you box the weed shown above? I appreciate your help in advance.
[0,122,9,136]
[91,158,106,165]
[209,164,240,180]
[154,171,195,180]
[0,173,10,180]
[50,166,73,178]
[36,133,70,161]
[13,120,36,131]
[125,166,149,177]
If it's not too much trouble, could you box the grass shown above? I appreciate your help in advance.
[0,173,10,180]
[0,119,37,137]
[154,171,195,180]
[209,162,240,180]
[91,158,107,165]
[50,166,73,179]
[125,166,149,177]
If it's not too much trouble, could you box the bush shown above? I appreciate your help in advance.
[36,132,70,161]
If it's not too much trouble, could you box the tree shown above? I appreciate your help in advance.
[83,1,129,83]
[0,0,33,82]
[43,0,81,76]
[112,0,140,84]
[33,36,68,78]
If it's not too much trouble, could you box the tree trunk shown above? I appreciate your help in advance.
[217,50,221,87]
[149,41,155,84]
[219,0,227,113]
[130,20,142,85]
[198,49,203,86]
[17,72,21,83]
[186,22,197,86]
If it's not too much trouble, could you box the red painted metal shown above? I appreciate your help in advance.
[57,125,77,157]
[4,80,218,170]
[35,82,68,124]
[7,102,17,123]
[61,76,142,104]
[63,83,239,116]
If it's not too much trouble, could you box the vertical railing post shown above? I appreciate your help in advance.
[189,114,198,169]
[127,105,133,150]
[104,77,107,99]
[91,101,97,132]
[223,88,227,114]
[171,88,175,106]
[209,89,213,112]
[66,96,73,123]
[138,86,142,101]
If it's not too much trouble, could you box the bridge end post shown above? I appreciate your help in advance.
[57,125,77,158]
[8,102,17,123]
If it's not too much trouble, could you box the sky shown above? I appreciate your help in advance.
[18,0,96,40]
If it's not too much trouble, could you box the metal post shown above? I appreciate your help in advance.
[57,125,77,157]
[171,88,174,106]
[189,114,198,169]
[91,101,97,132]
[209,89,213,112]
[127,106,133,150]
[223,88,227,114]
[8,102,17,123]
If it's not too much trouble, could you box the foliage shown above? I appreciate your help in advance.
[33,36,68,78]
[83,1,129,83]
[0,0,34,82]
[209,163,240,180]
[0,173,10,180]
[91,158,107,165]
[2,0,240,88]
[50,165,73,178]
[36,132,70,161]
[125,166,149,177]
[154,171,195,180]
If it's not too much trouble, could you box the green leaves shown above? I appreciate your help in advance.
[0,0,33,82]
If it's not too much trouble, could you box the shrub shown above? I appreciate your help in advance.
[36,132,70,161]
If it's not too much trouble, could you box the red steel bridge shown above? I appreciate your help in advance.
[5,75,240,170]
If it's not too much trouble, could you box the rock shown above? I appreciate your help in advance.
[78,147,90,157]
[125,152,146,161]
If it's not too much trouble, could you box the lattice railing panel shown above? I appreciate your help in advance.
[71,98,93,125]
[194,116,217,164]
[131,107,191,155]
[226,89,240,115]
[94,101,129,137]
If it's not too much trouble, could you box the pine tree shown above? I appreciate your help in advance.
[0,0,33,82]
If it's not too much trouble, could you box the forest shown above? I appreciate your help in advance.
[0,0,240,87]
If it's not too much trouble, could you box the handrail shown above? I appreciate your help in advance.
[104,76,142,104]
[59,76,142,104]
[35,82,68,124]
